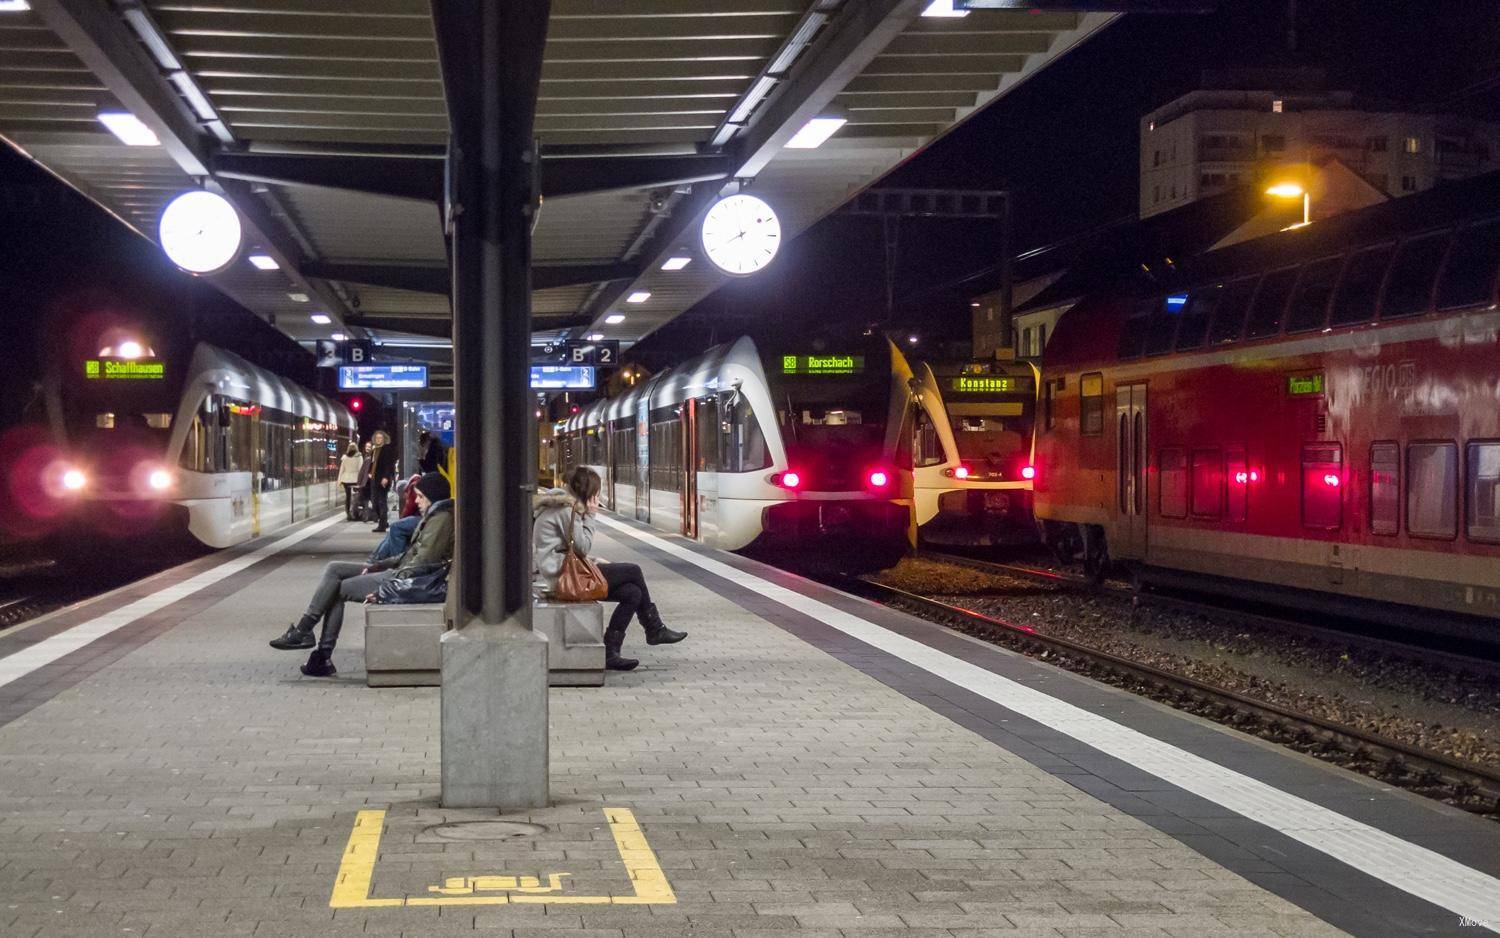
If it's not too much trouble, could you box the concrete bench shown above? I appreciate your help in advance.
[363,600,604,687]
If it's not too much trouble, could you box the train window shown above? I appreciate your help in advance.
[1174,289,1217,350]
[1370,441,1400,535]
[1159,447,1187,518]
[913,409,946,468]
[1244,267,1298,338]
[721,392,771,473]
[1301,444,1343,530]
[1191,449,1223,518]
[1114,299,1155,359]
[1079,373,1104,436]
[697,397,720,472]
[1225,447,1248,522]
[1381,234,1449,319]
[1142,294,1185,356]
[1042,380,1054,432]
[1284,255,1344,333]
[1406,441,1457,539]
[1206,276,1259,345]
[1465,441,1500,543]
[1436,221,1500,309]
[1329,244,1394,326]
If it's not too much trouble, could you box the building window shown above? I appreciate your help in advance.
[1170,184,1176,199]
[1153,149,1161,167]
[1367,136,1388,152]
[1468,441,1500,543]
[1301,444,1343,530]
[1154,184,1162,203]
[1272,98,1284,113]
[1407,441,1457,539]
[1369,173,1389,192]
[1263,134,1286,152]
[1404,135,1421,154]
[1370,442,1399,535]
[1160,447,1188,519]
[1401,175,1417,192]
[1080,372,1104,436]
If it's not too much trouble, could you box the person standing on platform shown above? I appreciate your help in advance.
[417,427,446,473]
[369,430,396,533]
[532,466,685,671]
[337,443,363,520]
[269,472,454,676]
[354,440,374,521]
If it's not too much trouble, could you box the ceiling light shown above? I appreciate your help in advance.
[331,332,347,341]
[626,291,651,303]
[0,1,33,11]
[96,110,159,146]
[662,256,692,271]
[310,313,332,325]
[922,0,969,16]
[587,333,604,341]
[786,115,848,149]
[605,314,625,325]
[248,253,278,271]
[288,292,309,302]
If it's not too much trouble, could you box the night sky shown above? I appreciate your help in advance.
[634,0,1500,365]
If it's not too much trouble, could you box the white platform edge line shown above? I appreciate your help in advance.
[0,515,344,690]
[597,515,1500,932]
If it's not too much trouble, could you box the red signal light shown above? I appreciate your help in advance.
[868,469,889,488]
[348,397,363,412]
[1020,464,1036,480]
[1323,473,1340,488]
[781,471,801,489]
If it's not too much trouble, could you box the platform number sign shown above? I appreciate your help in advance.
[533,340,619,367]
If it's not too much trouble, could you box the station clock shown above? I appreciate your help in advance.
[159,189,242,274]
[701,194,781,275]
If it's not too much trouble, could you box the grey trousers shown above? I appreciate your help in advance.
[302,561,392,652]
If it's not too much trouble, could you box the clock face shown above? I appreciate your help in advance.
[701,194,781,275]
[159,189,242,274]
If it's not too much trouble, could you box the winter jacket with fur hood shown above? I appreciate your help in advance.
[532,488,593,592]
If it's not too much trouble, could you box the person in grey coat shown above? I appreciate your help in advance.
[533,466,684,670]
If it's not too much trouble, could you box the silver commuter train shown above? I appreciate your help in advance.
[45,341,356,548]
[554,334,959,562]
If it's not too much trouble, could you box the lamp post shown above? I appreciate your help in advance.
[1265,181,1310,227]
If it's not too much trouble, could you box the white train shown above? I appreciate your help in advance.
[42,339,355,547]
[554,334,963,566]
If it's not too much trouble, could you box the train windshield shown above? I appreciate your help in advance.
[769,346,892,490]
[940,369,1035,480]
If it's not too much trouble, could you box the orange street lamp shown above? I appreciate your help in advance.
[1266,182,1310,226]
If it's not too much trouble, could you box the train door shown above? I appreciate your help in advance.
[681,399,698,537]
[635,397,650,522]
[248,406,262,537]
[603,428,614,512]
[1114,384,1148,559]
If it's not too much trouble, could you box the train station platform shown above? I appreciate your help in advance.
[0,515,1497,938]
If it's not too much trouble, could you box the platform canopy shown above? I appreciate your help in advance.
[0,0,1115,350]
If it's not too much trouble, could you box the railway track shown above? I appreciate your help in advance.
[846,572,1500,819]
[917,549,1500,680]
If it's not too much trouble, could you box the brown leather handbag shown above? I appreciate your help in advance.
[553,511,607,602]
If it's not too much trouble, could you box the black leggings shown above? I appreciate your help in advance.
[342,483,356,517]
[601,562,651,637]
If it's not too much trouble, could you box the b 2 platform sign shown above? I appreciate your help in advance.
[341,340,375,364]
[532,340,619,367]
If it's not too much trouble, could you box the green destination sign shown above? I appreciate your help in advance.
[85,359,165,380]
[948,376,1030,394]
[782,354,864,375]
[1287,372,1324,396]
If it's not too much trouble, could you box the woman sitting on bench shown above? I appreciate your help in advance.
[533,467,685,671]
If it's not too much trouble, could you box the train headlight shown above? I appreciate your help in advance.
[1020,465,1036,481]
[61,468,87,492]
[867,469,890,489]
[148,468,174,491]
[771,471,802,490]
[945,465,971,480]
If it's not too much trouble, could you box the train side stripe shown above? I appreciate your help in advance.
[596,514,1500,932]
[0,514,344,689]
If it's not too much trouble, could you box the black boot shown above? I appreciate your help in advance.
[640,604,686,645]
[300,648,337,677]
[270,616,318,650]
[604,627,638,671]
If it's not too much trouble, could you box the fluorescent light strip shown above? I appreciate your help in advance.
[0,0,33,12]
[662,256,692,271]
[248,254,278,271]
[96,111,160,147]
[310,314,332,325]
[786,115,847,149]
[626,291,651,303]
[922,0,969,16]
[604,314,625,325]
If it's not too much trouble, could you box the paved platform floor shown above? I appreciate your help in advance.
[0,514,1487,937]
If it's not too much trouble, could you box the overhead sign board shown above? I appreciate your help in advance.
[339,364,428,390]
[947,375,1030,394]
[342,340,375,364]
[85,359,164,380]
[530,365,596,390]
[781,354,864,375]
[532,341,619,367]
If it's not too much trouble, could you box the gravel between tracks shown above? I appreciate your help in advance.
[873,557,1500,773]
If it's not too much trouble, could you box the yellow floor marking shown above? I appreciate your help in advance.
[329,807,676,909]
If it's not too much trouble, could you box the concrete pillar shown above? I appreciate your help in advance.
[434,0,552,811]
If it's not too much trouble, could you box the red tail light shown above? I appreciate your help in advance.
[953,465,970,480]
[1323,473,1340,488]
[772,471,801,489]
[868,469,889,488]
[1020,464,1036,480]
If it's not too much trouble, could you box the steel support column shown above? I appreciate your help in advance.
[435,0,551,811]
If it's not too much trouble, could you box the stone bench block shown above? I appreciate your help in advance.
[533,600,605,687]
[364,603,445,687]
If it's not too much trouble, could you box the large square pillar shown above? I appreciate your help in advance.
[433,0,552,810]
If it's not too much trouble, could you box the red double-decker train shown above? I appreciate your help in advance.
[1034,173,1500,633]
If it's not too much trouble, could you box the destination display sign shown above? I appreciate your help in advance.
[947,375,1031,394]
[1287,372,1325,397]
[530,365,596,390]
[338,364,428,390]
[781,354,864,375]
[85,359,164,380]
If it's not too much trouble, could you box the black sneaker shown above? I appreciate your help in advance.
[300,650,336,677]
[605,654,639,671]
[269,626,315,650]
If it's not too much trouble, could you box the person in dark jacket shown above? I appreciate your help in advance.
[269,472,454,676]
[417,428,446,473]
[354,440,374,520]
[368,430,397,533]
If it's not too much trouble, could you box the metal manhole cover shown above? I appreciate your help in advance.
[424,821,547,842]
